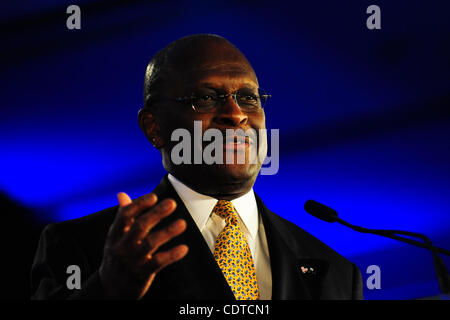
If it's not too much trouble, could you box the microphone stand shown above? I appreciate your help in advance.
[332,216,450,295]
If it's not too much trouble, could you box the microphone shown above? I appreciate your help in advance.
[304,199,338,222]
[304,200,450,295]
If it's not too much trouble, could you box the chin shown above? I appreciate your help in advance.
[212,163,261,184]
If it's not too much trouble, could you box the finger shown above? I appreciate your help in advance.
[117,192,132,207]
[121,192,159,221]
[117,192,134,233]
[145,244,189,274]
[138,219,187,258]
[108,193,158,242]
[123,198,177,246]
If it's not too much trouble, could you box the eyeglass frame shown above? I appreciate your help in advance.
[146,88,271,113]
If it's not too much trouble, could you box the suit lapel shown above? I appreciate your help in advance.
[145,175,235,300]
[256,193,329,300]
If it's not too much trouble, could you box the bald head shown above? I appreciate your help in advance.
[143,34,257,108]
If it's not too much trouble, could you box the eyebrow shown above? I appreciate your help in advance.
[196,82,258,91]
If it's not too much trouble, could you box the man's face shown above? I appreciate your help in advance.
[150,41,266,196]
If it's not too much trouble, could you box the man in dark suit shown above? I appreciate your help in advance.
[31,34,363,300]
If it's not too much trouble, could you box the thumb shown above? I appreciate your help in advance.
[117,192,132,207]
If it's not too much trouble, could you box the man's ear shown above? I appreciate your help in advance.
[138,108,164,148]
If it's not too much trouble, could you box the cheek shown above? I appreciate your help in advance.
[180,113,215,134]
[249,112,266,130]
[161,111,213,141]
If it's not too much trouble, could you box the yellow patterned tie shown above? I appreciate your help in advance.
[212,200,259,300]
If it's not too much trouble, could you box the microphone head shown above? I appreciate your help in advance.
[304,200,339,223]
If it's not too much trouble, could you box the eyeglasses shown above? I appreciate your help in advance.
[166,88,271,113]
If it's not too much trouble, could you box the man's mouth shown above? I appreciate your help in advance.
[224,135,250,151]
[223,137,249,150]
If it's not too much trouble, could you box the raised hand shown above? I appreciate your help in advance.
[98,192,188,299]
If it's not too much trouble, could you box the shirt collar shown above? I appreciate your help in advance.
[167,174,258,239]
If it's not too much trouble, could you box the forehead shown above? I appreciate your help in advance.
[167,40,258,88]
[184,63,258,90]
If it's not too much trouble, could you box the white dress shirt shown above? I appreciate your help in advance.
[168,174,272,300]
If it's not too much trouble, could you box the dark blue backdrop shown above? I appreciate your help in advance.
[1,0,449,299]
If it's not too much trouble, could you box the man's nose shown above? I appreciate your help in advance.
[213,96,248,128]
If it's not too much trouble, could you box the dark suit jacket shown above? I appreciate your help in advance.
[31,175,363,300]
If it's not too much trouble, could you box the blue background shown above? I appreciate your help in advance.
[1,0,449,299]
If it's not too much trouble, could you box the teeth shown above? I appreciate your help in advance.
[226,137,245,142]
[225,139,245,145]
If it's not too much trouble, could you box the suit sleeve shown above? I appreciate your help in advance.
[351,263,364,300]
[31,224,107,300]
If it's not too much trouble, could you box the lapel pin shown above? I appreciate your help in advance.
[300,266,316,275]
[298,259,328,277]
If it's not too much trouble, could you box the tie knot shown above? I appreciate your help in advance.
[212,200,238,222]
